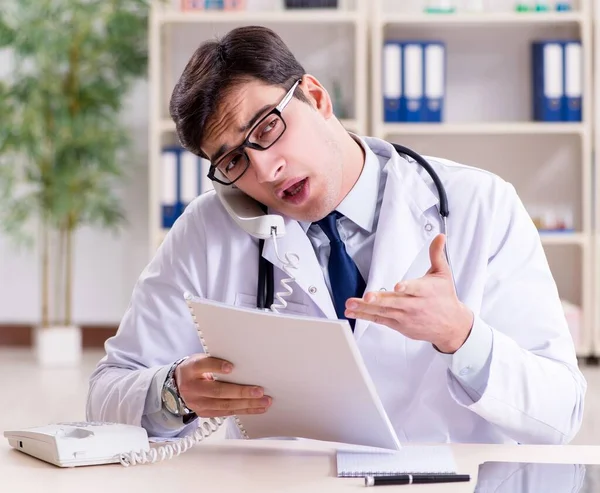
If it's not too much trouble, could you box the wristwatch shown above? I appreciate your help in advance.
[161,357,196,422]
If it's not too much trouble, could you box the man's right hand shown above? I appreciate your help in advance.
[174,354,272,418]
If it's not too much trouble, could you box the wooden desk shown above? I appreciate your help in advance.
[2,438,600,493]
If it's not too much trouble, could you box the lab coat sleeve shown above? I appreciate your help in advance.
[86,203,210,438]
[436,314,494,400]
[140,365,194,436]
[446,181,587,445]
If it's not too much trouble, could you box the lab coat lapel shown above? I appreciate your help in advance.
[262,218,337,319]
[353,154,440,341]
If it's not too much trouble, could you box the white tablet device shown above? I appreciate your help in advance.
[185,294,401,451]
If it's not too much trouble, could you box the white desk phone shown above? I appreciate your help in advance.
[4,422,155,467]
[4,185,306,468]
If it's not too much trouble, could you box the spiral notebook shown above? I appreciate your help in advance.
[184,294,402,451]
[336,446,457,477]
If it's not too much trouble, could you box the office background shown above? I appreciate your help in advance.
[1,0,600,443]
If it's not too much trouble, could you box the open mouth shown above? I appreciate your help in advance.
[283,178,307,197]
[280,177,310,205]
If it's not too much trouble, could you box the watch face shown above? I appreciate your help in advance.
[162,387,180,415]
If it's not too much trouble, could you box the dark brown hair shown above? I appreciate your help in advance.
[169,25,309,159]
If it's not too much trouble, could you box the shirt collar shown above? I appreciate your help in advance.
[295,133,380,234]
[336,133,380,233]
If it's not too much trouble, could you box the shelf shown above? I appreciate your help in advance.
[381,122,585,136]
[159,118,360,134]
[539,232,587,246]
[378,11,584,26]
[156,9,360,25]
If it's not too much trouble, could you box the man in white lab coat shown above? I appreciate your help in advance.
[87,26,586,445]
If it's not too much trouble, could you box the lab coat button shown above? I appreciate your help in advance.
[425,223,433,232]
[309,286,317,294]
[459,366,472,376]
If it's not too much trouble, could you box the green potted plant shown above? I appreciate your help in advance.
[0,0,151,365]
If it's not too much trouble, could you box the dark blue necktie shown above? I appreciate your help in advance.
[316,211,366,330]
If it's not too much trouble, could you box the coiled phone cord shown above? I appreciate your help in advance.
[118,417,224,467]
[268,227,300,313]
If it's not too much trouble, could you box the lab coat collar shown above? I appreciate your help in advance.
[352,137,441,341]
[335,134,380,233]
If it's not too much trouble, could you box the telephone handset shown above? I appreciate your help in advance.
[212,181,285,239]
[212,181,300,314]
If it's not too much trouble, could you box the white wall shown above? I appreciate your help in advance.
[0,47,151,325]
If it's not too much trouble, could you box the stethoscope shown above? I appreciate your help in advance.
[256,142,454,310]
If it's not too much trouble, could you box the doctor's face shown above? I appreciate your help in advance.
[201,76,345,222]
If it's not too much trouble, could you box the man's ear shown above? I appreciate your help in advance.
[299,74,334,120]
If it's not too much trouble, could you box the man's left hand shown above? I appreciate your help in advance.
[345,234,474,354]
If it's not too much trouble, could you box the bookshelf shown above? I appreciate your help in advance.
[370,0,594,358]
[147,0,598,359]
[148,0,368,255]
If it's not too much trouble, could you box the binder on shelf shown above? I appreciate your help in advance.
[382,40,446,123]
[423,41,446,123]
[382,41,402,122]
[180,150,201,212]
[401,43,424,123]
[161,147,214,230]
[532,41,564,122]
[532,40,582,122]
[563,40,582,122]
[161,146,181,229]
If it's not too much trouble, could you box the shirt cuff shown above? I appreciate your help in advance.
[437,316,494,395]
[141,364,188,436]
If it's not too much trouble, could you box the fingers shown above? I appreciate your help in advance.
[191,379,265,400]
[428,233,450,275]
[186,381,273,418]
[344,311,399,330]
[393,280,427,297]
[195,396,272,416]
[346,288,423,315]
[198,407,270,418]
[175,354,273,418]
[186,354,236,378]
[180,378,273,417]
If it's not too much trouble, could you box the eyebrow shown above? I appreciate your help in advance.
[210,103,273,164]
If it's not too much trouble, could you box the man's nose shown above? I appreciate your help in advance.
[246,147,285,184]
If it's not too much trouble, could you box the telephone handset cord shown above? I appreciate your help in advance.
[118,416,225,467]
[268,227,300,313]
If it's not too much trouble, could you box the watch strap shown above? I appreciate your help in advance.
[163,357,196,419]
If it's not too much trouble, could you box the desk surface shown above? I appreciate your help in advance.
[2,438,600,493]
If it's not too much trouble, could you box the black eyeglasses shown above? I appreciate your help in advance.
[207,78,302,186]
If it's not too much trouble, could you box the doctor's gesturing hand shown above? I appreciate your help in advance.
[175,355,273,418]
[345,234,474,354]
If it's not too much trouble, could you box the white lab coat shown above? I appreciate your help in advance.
[87,136,586,445]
